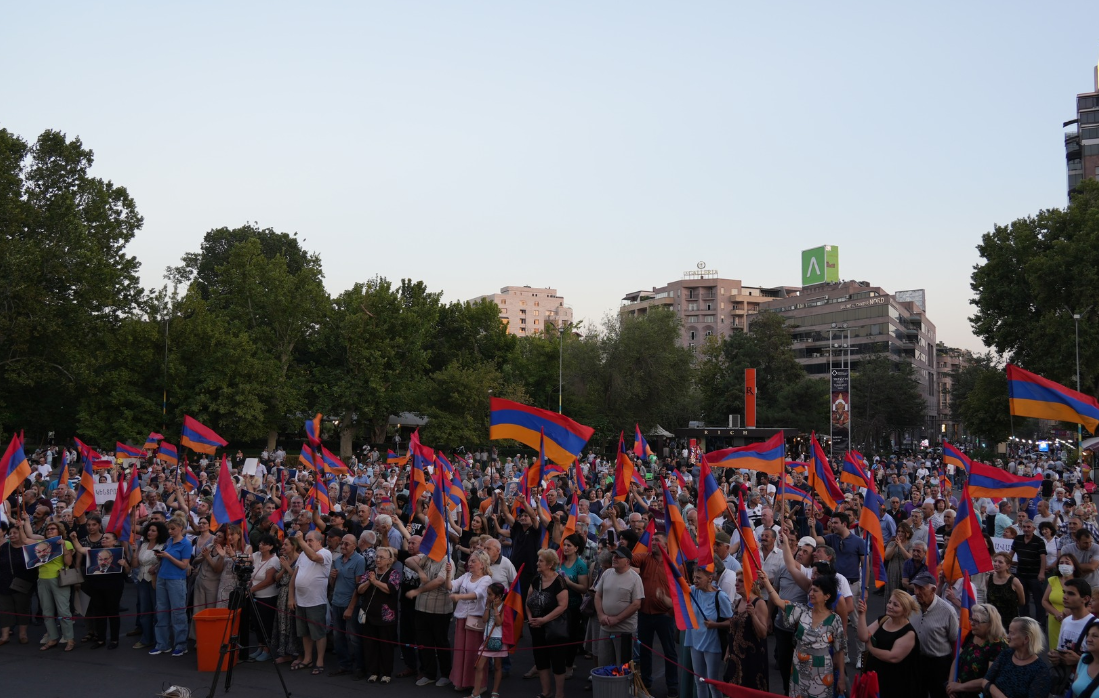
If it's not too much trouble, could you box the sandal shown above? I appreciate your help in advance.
[64,641,76,652]
[381,677,392,684]
[40,641,59,651]
[0,638,9,647]
[311,666,324,675]
[290,661,313,671]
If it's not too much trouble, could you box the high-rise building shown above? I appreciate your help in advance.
[936,343,973,442]
[1065,58,1099,195]
[619,263,796,349]
[470,285,572,336]
[758,280,940,434]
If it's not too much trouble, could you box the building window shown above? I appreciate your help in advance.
[519,319,526,325]
[686,316,699,323]
[1081,96,1099,110]
[1069,158,1083,171]
[500,299,505,305]
[534,320,538,325]
[687,303,699,312]
[534,310,539,316]
[1082,111,1099,125]
[702,315,715,323]
[689,330,697,341]
[1084,144,1099,156]
[1083,127,1099,140]
[534,301,539,307]
[520,300,526,306]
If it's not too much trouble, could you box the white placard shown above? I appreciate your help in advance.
[94,482,119,504]
[991,537,1013,554]
[242,458,259,476]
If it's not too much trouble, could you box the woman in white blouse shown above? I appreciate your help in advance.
[449,550,493,693]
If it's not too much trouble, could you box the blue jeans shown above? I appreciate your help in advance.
[638,612,679,690]
[136,579,155,645]
[330,601,362,671]
[690,648,723,698]
[155,578,188,652]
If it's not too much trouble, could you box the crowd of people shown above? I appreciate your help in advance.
[2,440,1099,698]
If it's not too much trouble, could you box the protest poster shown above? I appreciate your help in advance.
[23,536,64,568]
[84,547,124,575]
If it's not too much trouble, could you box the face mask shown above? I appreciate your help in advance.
[1060,564,1075,576]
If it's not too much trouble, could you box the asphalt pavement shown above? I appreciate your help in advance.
[0,583,887,698]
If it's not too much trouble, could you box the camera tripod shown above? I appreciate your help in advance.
[205,574,291,698]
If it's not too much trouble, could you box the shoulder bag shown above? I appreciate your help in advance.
[6,545,33,594]
[538,575,569,642]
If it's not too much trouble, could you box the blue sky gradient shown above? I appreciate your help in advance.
[4,3,1093,351]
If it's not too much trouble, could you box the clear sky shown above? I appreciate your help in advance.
[4,3,1093,352]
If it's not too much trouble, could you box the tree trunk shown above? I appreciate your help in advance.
[372,421,388,445]
[340,410,355,459]
[267,430,278,452]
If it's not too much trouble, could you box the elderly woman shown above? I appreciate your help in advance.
[983,617,1050,698]
[449,550,493,692]
[856,591,921,698]
[0,521,36,646]
[886,522,914,598]
[358,545,402,683]
[526,549,570,698]
[947,603,1008,698]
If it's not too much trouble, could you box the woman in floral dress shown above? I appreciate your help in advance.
[272,536,300,664]
[761,573,846,698]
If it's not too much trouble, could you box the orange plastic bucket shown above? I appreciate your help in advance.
[194,608,240,672]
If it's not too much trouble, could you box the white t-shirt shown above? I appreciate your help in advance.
[293,548,333,608]
[1057,612,1095,651]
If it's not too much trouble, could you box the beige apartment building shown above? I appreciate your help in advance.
[937,343,973,441]
[471,286,573,336]
[619,265,795,349]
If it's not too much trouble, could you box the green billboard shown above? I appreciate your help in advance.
[802,245,839,284]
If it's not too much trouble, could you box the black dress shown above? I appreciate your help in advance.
[724,596,769,690]
[865,617,922,698]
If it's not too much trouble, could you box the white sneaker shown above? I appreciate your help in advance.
[416,677,434,687]
[436,678,452,687]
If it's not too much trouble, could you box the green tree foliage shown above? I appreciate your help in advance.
[849,355,927,451]
[697,312,824,432]
[971,179,1099,398]
[0,129,143,442]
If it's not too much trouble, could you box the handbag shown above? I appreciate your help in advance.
[579,592,597,617]
[7,546,33,593]
[543,614,569,642]
[58,566,84,587]
[466,614,486,632]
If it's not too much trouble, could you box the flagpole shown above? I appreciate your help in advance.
[860,531,870,601]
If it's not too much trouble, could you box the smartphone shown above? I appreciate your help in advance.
[607,530,616,546]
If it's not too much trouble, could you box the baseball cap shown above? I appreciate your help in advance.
[911,569,937,587]
[798,536,817,549]
[612,547,633,562]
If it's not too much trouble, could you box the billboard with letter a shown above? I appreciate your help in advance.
[802,245,840,284]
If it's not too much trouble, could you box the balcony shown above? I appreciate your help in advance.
[700,293,717,301]
[1066,131,1080,142]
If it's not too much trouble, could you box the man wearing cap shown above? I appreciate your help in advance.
[594,547,645,667]
[910,569,958,698]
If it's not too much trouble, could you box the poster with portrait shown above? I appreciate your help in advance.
[830,368,850,456]
[84,547,124,575]
[23,536,64,568]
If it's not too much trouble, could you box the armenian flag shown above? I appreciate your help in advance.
[661,478,698,566]
[105,476,130,535]
[953,573,977,680]
[523,428,550,493]
[966,461,1041,499]
[269,491,289,539]
[942,487,994,582]
[144,432,163,450]
[703,432,784,475]
[634,424,653,459]
[841,451,875,492]
[298,444,316,471]
[310,465,331,515]
[409,430,433,506]
[210,455,246,528]
[0,435,31,501]
[319,446,350,475]
[72,450,98,517]
[614,432,642,501]
[181,415,227,455]
[305,413,323,446]
[860,489,888,589]
[116,442,144,459]
[574,459,586,491]
[660,542,700,631]
[501,563,526,650]
[925,520,940,581]
[386,450,408,466]
[633,517,655,555]
[736,492,763,594]
[785,460,808,472]
[942,441,972,473]
[561,493,580,541]
[774,484,815,506]
[158,441,179,467]
[437,454,470,529]
[697,456,728,568]
[419,467,451,562]
[673,469,689,493]
[808,433,843,509]
[74,437,104,463]
[489,397,594,465]
[108,468,143,536]
[1007,363,1099,433]
[183,464,200,492]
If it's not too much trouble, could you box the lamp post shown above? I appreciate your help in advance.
[1075,313,1083,460]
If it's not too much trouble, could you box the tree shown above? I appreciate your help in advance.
[849,355,926,452]
[971,179,1099,399]
[420,360,502,448]
[0,129,143,442]
[697,312,816,430]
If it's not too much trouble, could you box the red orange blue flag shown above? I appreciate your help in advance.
[661,478,698,566]
[489,397,594,466]
[841,451,875,492]
[144,432,163,450]
[116,442,145,459]
[298,444,316,471]
[158,441,179,467]
[420,466,451,562]
[1007,363,1099,433]
[72,449,98,517]
[305,413,323,446]
[953,572,977,680]
[942,486,994,582]
[320,446,350,475]
[409,430,433,506]
[966,460,1041,499]
[614,432,637,501]
[562,493,579,541]
[210,455,246,528]
[808,432,843,509]
[633,424,653,459]
[501,563,526,649]
[697,456,728,568]
[736,493,763,594]
[659,542,700,631]
[860,488,888,589]
[702,432,785,475]
[633,517,655,555]
[181,415,227,455]
[942,441,971,473]
[0,435,31,501]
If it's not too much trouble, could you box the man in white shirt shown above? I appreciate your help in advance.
[290,530,334,669]
[1050,578,1094,675]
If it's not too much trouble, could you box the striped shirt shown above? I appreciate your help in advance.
[911,595,958,657]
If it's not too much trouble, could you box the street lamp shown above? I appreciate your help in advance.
[1075,313,1083,459]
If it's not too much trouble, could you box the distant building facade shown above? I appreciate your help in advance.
[758,280,940,435]
[937,343,973,441]
[619,264,796,349]
[471,286,572,336]
[1065,58,1099,195]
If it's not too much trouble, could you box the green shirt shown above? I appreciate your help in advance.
[38,540,74,580]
